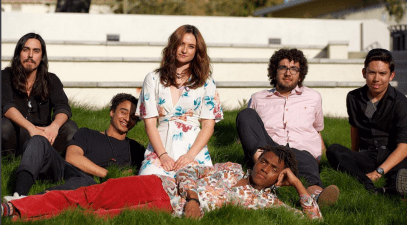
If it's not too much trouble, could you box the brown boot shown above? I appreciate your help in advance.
[316,185,340,208]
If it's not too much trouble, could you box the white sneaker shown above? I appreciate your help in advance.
[2,192,27,203]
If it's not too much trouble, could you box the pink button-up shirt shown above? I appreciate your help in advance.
[248,86,324,158]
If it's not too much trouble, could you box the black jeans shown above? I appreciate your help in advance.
[326,143,407,193]
[16,135,96,194]
[236,108,324,188]
[1,117,78,156]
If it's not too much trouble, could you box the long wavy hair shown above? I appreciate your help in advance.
[155,25,211,89]
[10,33,50,102]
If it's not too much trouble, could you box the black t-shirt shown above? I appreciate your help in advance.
[67,128,145,170]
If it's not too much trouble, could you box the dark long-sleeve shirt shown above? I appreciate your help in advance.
[1,68,71,126]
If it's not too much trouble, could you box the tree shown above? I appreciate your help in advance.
[384,0,407,23]
[55,0,91,13]
[110,0,282,17]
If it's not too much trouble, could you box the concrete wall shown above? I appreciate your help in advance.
[1,12,389,52]
[0,41,327,59]
[2,12,392,117]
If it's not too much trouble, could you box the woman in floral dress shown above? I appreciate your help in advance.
[136,25,223,177]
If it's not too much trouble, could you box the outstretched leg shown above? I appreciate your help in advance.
[8,175,172,220]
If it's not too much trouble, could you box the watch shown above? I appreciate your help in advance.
[376,167,385,175]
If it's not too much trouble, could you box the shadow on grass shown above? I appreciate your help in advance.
[212,121,239,148]
[4,167,17,195]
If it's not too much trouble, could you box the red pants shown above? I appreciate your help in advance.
[11,175,172,220]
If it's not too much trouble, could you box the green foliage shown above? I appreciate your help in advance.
[2,107,407,224]
[384,0,407,23]
[111,0,283,17]
[111,0,407,22]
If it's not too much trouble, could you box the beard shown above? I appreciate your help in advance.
[24,66,37,74]
[276,79,298,92]
[22,59,38,74]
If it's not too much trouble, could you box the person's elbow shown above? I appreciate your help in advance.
[202,119,215,132]
[65,152,78,165]
[65,148,82,166]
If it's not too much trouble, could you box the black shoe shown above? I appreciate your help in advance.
[371,187,386,195]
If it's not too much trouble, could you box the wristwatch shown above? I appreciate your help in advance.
[376,167,385,175]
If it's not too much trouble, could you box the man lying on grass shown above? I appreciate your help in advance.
[1,145,322,221]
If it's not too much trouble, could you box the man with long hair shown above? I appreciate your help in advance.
[327,49,407,196]
[236,48,339,207]
[2,33,77,156]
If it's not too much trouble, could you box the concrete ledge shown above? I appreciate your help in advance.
[1,56,365,64]
[62,81,398,88]
[1,39,326,49]
[63,82,144,88]
[328,41,350,45]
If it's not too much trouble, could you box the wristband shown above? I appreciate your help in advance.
[186,197,200,206]
[158,152,168,159]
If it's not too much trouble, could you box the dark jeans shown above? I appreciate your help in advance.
[236,108,324,188]
[326,143,407,193]
[16,135,96,194]
[1,117,78,156]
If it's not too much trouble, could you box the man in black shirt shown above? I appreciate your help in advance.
[326,49,407,195]
[3,93,146,202]
[1,33,77,155]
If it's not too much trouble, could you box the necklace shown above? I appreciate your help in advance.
[26,83,33,91]
[104,130,132,166]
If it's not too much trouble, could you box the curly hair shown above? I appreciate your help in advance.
[10,33,50,102]
[110,93,138,112]
[259,145,299,176]
[155,24,211,89]
[364,48,395,73]
[267,48,308,88]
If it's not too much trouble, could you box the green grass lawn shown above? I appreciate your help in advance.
[2,107,407,224]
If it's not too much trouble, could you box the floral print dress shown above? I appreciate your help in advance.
[136,72,223,177]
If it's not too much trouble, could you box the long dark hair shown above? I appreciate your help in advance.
[11,33,49,101]
[155,25,211,89]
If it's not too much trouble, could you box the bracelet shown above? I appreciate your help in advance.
[186,197,200,206]
[158,152,168,159]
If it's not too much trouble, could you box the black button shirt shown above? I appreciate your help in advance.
[1,68,72,126]
[347,84,407,152]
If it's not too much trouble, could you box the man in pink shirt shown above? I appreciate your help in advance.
[236,48,339,207]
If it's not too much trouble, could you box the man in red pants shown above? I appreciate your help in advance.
[2,146,323,221]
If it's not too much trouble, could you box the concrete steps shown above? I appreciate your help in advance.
[1,40,374,117]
